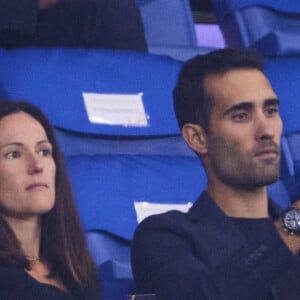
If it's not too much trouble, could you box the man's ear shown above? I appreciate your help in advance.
[182,123,208,155]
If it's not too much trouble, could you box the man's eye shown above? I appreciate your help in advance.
[5,151,21,159]
[232,112,248,121]
[266,107,279,116]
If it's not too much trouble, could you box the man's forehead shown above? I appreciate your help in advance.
[204,68,268,89]
[204,69,276,109]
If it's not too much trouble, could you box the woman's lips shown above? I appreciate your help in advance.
[25,182,48,191]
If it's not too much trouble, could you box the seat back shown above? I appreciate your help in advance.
[0,48,206,298]
[136,0,197,47]
[267,180,291,209]
[136,0,215,60]
[0,47,208,236]
[264,56,300,203]
[212,0,300,24]
[285,133,300,176]
[280,132,300,202]
[211,0,300,56]
[86,230,134,300]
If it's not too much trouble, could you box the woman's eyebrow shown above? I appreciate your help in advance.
[37,140,51,146]
[0,142,24,150]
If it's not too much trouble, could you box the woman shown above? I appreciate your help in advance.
[0,100,102,299]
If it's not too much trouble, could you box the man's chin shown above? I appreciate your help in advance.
[228,172,280,190]
[250,173,280,188]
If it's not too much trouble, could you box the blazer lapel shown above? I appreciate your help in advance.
[186,191,248,267]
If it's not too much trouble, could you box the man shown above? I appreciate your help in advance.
[131,49,300,299]
[0,0,147,51]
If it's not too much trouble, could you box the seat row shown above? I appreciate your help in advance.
[211,0,300,57]
[141,0,300,59]
[137,0,214,61]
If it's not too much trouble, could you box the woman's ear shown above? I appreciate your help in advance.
[182,123,208,155]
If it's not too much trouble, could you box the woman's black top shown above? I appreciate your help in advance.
[0,266,102,300]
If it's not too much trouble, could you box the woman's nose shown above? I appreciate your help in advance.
[27,154,43,175]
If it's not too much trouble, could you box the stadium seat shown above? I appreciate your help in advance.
[211,0,300,56]
[264,56,300,203]
[86,230,134,300]
[280,133,300,202]
[0,48,206,299]
[267,178,291,208]
[283,133,300,178]
[136,0,214,60]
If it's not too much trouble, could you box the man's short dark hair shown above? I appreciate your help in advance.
[173,48,264,131]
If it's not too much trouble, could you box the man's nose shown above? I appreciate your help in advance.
[254,114,277,140]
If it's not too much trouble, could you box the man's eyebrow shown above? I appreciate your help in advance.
[223,98,280,117]
[264,98,280,106]
[223,102,254,117]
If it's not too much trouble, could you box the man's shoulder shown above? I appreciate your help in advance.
[132,193,223,239]
[135,209,195,234]
[86,0,138,9]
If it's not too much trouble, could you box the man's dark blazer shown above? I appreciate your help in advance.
[131,192,300,300]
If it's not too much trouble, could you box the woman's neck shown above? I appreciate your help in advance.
[2,215,42,258]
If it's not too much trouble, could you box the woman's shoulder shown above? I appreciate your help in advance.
[0,266,101,300]
[0,265,24,282]
[0,266,30,297]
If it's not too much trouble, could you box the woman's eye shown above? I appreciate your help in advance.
[39,148,52,157]
[5,151,21,159]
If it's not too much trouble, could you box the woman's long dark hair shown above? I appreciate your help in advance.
[0,100,100,296]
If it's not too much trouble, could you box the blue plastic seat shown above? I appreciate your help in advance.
[267,178,291,209]
[264,56,300,203]
[136,0,215,60]
[136,0,197,48]
[0,48,206,299]
[211,0,300,56]
[280,132,300,202]
[284,133,300,177]
[86,230,134,300]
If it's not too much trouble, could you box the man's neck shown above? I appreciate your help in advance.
[206,182,269,218]
[39,0,62,10]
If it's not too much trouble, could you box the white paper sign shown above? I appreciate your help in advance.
[134,201,193,223]
[82,93,148,127]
